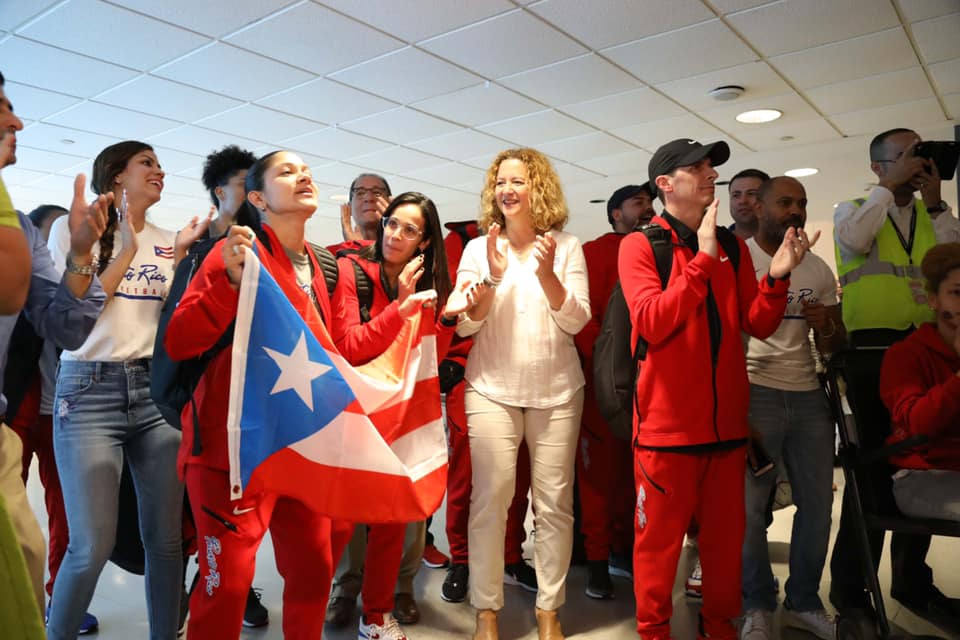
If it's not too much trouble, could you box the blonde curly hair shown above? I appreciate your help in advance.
[479,148,569,233]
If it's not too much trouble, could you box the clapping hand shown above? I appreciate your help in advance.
[533,232,557,279]
[486,223,507,280]
[67,174,111,259]
[175,206,214,256]
[769,227,820,279]
[223,225,256,289]
[442,279,486,319]
[398,254,425,306]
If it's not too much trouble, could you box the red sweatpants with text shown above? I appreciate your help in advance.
[186,464,349,640]
[445,380,531,565]
[576,381,636,561]
[633,446,745,640]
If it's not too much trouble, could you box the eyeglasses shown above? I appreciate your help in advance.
[382,216,423,241]
[351,187,387,199]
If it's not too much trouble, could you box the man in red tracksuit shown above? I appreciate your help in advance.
[574,184,655,600]
[440,220,535,604]
[619,138,816,639]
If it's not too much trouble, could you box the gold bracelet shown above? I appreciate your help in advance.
[65,253,98,276]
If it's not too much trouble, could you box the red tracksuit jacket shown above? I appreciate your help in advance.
[618,215,789,447]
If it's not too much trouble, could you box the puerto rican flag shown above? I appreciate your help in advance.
[154,245,175,259]
[226,249,447,523]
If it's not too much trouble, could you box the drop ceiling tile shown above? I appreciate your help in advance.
[699,92,819,131]
[160,175,205,198]
[420,10,587,78]
[20,123,121,158]
[316,0,514,43]
[196,105,324,143]
[603,20,756,85]
[256,79,397,127]
[0,37,138,97]
[560,88,686,130]
[411,84,543,127]
[282,128,393,161]
[770,28,917,88]
[577,148,652,178]
[47,102,181,138]
[554,162,604,186]
[153,43,314,102]
[0,167,48,187]
[0,0,60,30]
[117,0,297,38]
[461,153,502,170]
[732,117,841,151]
[348,146,447,175]
[943,93,960,120]
[896,0,960,23]
[612,114,727,151]
[96,76,242,122]
[831,98,946,136]
[912,13,960,64]
[807,68,934,115]
[19,0,209,71]
[4,82,82,121]
[726,0,900,57]
[538,132,636,163]
[476,110,595,146]
[929,58,960,95]
[310,162,374,188]
[408,130,511,162]
[526,0,713,50]
[149,147,206,175]
[340,108,460,145]
[711,0,777,12]
[225,3,403,76]
[146,125,266,157]
[12,146,87,173]
[499,54,643,106]
[403,162,484,189]
[329,47,482,104]
[655,61,790,112]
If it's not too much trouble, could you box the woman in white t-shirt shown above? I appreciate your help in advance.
[455,148,590,640]
[46,141,208,640]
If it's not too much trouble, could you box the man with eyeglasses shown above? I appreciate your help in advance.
[728,169,770,240]
[830,127,960,626]
[333,173,392,254]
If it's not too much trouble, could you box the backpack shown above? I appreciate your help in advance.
[592,224,741,441]
[150,236,341,437]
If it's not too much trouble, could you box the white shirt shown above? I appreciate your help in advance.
[48,217,176,362]
[744,238,838,391]
[834,187,960,264]
[456,229,591,409]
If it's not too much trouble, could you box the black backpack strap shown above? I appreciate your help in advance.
[350,260,374,324]
[631,225,676,361]
[308,243,339,297]
[715,226,741,272]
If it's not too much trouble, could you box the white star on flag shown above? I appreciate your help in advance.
[263,332,331,411]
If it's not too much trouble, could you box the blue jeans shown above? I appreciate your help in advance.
[742,384,834,613]
[48,360,183,640]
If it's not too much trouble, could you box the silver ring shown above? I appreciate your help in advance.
[232,244,240,256]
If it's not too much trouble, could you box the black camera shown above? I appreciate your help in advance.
[914,140,959,180]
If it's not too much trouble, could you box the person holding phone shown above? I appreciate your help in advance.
[739,177,845,640]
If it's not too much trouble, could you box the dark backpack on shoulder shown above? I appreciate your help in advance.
[593,224,741,440]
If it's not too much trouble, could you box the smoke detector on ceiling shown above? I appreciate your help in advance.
[709,85,745,101]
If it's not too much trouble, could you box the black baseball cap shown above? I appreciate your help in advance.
[606,182,653,217]
[648,138,730,197]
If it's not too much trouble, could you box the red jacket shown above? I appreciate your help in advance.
[575,231,626,364]
[880,322,960,471]
[618,214,788,447]
[164,225,334,475]
[331,253,455,367]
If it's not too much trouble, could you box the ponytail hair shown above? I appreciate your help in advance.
[90,140,152,274]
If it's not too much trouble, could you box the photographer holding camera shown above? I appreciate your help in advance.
[830,127,960,626]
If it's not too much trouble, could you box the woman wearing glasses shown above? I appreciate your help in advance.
[331,192,480,640]
[455,148,590,640]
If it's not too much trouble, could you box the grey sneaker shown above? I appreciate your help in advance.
[783,607,835,640]
[740,609,773,640]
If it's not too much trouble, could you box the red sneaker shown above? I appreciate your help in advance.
[421,543,450,569]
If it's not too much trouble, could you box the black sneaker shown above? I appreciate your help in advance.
[585,560,614,600]
[608,552,633,580]
[504,560,538,593]
[441,563,469,603]
[243,587,269,628]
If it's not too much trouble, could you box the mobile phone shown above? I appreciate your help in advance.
[914,141,959,181]
[747,439,776,478]
[117,188,128,222]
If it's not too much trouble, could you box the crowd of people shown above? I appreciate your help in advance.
[1,65,959,640]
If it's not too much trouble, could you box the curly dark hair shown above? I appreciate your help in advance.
[202,145,256,207]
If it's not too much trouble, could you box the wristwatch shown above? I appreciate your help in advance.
[927,200,948,214]
[65,253,98,276]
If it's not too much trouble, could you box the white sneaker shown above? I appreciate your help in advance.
[359,613,408,640]
[782,607,835,640]
[685,559,703,598]
[740,609,773,640]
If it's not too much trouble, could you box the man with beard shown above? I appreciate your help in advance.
[739,177,844,640]
[728,169,769,240]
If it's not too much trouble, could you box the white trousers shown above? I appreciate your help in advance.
[465,387,583,611]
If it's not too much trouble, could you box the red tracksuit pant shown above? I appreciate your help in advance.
[576,383,636,561]
[633,446,745,640]
[186,464,347,640]
[359,522,407,616]
[445,380,531,565]
[9,376,66,598]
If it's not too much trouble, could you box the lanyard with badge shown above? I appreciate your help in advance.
[887,206,925,303]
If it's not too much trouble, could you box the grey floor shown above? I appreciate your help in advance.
[27,466,959,639]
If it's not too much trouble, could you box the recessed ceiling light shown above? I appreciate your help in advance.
[330,194,348,202]
[589,198,605,203]
[736,109,782,124]
[60,138,75,144]
[785,167,818,177]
